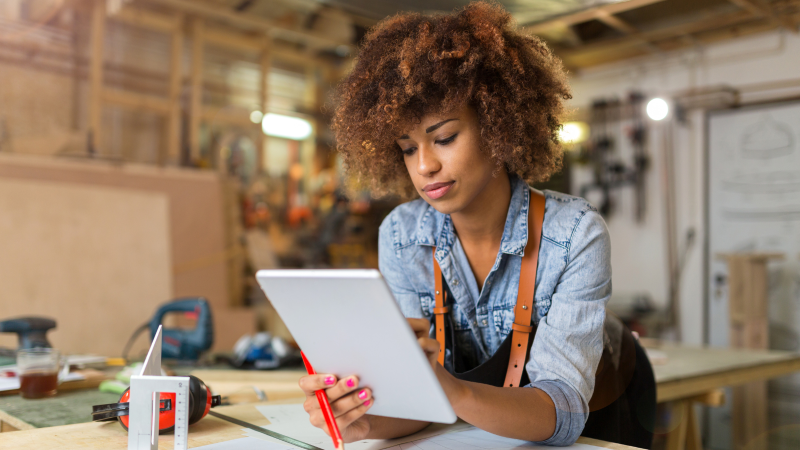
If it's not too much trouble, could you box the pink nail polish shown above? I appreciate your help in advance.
[358,389,367,400]
[364,400,371,407]
[346,378,355,388]
[324,376,335,385]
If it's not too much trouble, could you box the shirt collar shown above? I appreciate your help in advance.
[415,175,530,257]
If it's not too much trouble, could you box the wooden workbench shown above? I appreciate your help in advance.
[0,399,642,449]
[3,344,799,448]
[650,341,800,402]
[646,341,800,450]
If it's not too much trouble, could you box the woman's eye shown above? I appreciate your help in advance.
[436,133,458,145]
[401,147,417,156]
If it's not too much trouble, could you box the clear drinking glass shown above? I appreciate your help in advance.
[16,348,65,399]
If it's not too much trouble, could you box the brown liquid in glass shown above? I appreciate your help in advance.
[20,371,58,399]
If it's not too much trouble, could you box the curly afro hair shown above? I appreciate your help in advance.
[331,1,572,198]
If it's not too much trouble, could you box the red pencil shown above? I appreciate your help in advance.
[301,351,345,450]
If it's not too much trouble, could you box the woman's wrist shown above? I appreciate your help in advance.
[433,363,472,413]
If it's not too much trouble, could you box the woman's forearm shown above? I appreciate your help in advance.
[365,415,430,439]
[454,380,556,441]
[437,365,556,442]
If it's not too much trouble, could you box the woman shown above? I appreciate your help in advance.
[298,2,654,447]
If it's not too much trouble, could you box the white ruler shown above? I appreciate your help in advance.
[127,326,191,450]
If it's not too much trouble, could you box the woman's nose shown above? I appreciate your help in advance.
[416,144,441,176]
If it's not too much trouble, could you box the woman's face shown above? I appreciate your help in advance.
[396,104,508,216]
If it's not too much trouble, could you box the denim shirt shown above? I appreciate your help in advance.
[378,176,611,446]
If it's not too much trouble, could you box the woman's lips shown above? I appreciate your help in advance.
[423,181,454,200]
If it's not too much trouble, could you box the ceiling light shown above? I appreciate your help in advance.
[250,110,264,124]
[262,113,313,140]
[646,98,669,121]
[559,121,589,145]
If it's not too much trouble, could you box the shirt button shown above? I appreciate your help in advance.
[453,279,459,286]
[481,319,487,326]
[437,251,444,259]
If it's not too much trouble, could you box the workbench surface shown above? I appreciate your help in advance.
[646,341,800,402]
[0,399,643,450]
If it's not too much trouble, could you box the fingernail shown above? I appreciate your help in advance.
[358,389,367,400]
[364,400,371,407]
[324,376,335,385]
[346,378,355,388]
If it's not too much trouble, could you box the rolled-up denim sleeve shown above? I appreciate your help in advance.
[525,209,611,446]
[378,215,425,319]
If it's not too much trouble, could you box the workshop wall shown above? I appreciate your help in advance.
[568,29,800,345]
[0,176,171,355]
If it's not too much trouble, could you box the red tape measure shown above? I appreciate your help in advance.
[91,375,222,433]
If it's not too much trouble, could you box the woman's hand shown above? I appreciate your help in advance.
[407,318,440,369]
[299,374,374,443]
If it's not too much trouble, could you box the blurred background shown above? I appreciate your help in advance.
[0,0,799,448]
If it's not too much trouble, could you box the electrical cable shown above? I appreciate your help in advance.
[121,322,149,363]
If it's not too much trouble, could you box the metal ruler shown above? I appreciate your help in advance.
[127,325,191,450]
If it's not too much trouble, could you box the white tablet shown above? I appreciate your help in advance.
[255,269,457,424]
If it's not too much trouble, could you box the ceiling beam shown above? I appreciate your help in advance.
[559,10,753,57]
[523,0,666,34]
[595,10,638,34]
[726,0,798,33]
[136,0,354,50]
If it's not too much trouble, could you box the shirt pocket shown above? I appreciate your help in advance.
[492,305,515,340]
[535,295,552,322]
[419,293,433,317]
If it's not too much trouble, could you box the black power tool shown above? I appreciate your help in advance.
[0,317,56,350]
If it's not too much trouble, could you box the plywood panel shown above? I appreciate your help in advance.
[0,178,171,355]
[0,154,230,312]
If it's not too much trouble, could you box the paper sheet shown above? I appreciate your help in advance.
[380,428,606,449]
[194,404,607,450]
[191,437,294,449]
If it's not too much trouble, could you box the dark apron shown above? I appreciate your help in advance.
[436,281,656,449]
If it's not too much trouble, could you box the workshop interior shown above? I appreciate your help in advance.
[1,0,800,449]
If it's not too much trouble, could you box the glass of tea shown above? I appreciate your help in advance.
[16,348,65,399]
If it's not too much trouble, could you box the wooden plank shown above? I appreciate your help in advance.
[0,399,643,449]
[557,10,755,66]
[189,17,204,164]
[687,389,725,407]
[656,352,800,402]
[103,88,171,114]
[523,0,666,33]
[201,106,256,128]
[0,410,33,432]
[204,27,263,52]
[685,401,702,450]
[726,0,799,33]
[718,253,781,450]
[109,6,178,33]
[166,13,185,165]
[88,0,106,154]
[0,178,173,356]
[140,0,352,49]
[257,37,271,172]
[595,10,639,35]
[664,400,689,450]
[0,153,232,326]
[189,369,305,402]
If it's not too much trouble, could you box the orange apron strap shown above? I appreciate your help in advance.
[432,247,448,366]
[503,190,546,388]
